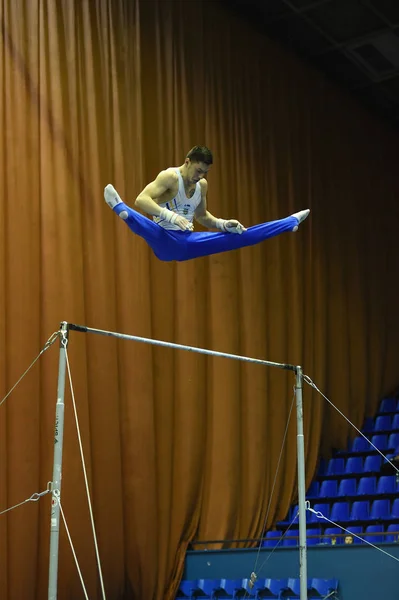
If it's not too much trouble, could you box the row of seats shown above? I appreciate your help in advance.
[338,432,399,454]
[308,498,399,522]
[263,524,399,547]
[307,474,399,499]
[177,577,338,599]
[319,455,384,477]
[372,396,399,414]
[363,414,399,432]
[279,497,399,530]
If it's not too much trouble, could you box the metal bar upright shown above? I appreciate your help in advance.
[48,322,68,600]
[295,366,308,600]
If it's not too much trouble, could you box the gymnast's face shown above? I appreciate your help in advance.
[185,160,211,184]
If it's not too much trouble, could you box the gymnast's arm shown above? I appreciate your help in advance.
[194,179,247,233]
[135,170,192,231]
[194,180,220,228]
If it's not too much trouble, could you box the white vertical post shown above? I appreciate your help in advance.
[48,322,68,600]
[295,366,308,600]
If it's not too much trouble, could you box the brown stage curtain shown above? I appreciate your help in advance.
[0,0,398,598]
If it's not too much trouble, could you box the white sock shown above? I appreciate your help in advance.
[291,209,310,232]
[104,184,128,220]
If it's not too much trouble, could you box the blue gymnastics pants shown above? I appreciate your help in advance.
[113,203,298,262]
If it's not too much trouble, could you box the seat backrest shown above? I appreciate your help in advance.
[364,525,384,544]
[345,457,363,474]
[380,397,397,413]
[364,455,381,473]
[338,478,357,497]
[287,578,301,595]
[319,479,338,498]
[377,475,396,494]
[346,525,363,544]
[311,503,330,522]
[327,458,345,475]
[264,578,288,595]
[370,434,388,450]
[374,415,392,431]
[330,501,350,522]
[307,528,322,545]
[282,529,298,546]
[310,578,339,596]
[350,500,370,521]
[357,476,376,495]
[307,480,320,498]
[392,413,399,429]
[370,498,391,519]
[388,433,399,451]
[386,523,399,542]
[351,436,370,452]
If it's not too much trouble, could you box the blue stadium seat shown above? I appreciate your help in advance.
[350,436,370,453]
[330,501,350,522]
[195,579,222,599]
[282,528,298,546]
[345,457,363,475]
[239,578,258,597]
[386,523,399,542]
[307,480,320,499]
[357,476,376,496]
[310,503,330,523]
[309,578,339,597]
[363,455,381,473]
[319,479,338,498]
[376,475,396,495]
[380,397,398,413]
[327,458,345,476]
[177,580,199,598]
[251,578,267,597]
[370,499,391,520]
[374,415,392,432]
[307,528,322,545]
[264,578,289,597]
[262,530,281,547]
[364,525,384,544]
[217,579,250,598]
[323,527,344,545]
[388,433,399,451]
[350,501,370,521]
[338,478,357,497]
[346,525,363,544]
[392,414,399,430]
[370,434,389,451]
[391,498,399,520]
[286,578,301,597]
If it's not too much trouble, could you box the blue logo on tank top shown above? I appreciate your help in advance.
[183,204,190,215]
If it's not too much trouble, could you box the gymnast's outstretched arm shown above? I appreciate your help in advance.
[134,170,193,232]
[194,179,247,234]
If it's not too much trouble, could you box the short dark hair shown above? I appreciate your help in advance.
[186,146,213,165]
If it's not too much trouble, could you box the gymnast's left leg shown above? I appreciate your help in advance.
[174,209,310,261]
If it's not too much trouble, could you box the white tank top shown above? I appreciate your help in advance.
[153,168,201,230]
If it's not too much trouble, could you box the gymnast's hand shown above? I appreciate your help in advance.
[174,215,194,231]
[224,220,247,234]
[159,207,194,231]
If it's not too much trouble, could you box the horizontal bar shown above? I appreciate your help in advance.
[65,322,296,372]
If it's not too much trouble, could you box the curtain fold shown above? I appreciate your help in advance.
[1,1,398,598]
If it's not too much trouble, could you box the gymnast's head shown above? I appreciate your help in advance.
[184,146,213,184]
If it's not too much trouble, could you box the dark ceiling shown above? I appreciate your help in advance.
[223,0,399,130]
